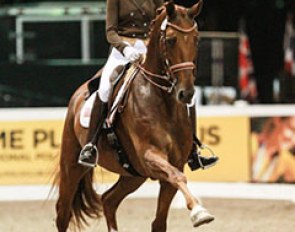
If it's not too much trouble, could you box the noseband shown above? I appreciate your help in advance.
[139,17,197,93]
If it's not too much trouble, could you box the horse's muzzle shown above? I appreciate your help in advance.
[177,87,195,104]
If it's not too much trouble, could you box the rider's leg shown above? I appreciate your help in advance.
[78,50,122,167]
[78,92,108,167]
[187,105,219,171]
[78,43,143,168]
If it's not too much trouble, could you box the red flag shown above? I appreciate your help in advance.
[238,23,257,102]
[284,14,295,76]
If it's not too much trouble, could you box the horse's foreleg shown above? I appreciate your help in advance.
[152,181,177,232]
[102,176,146,232]
[144,149,214,228]
[176,181,215,227]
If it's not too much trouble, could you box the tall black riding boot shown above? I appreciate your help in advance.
[78,93,108,168]
[187,106,219,171]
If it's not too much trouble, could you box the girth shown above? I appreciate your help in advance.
[105,126,141,176]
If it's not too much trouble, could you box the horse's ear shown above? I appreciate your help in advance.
[188,0,203,18]
[165,1,176,20]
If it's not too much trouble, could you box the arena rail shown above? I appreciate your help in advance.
[0,105,295,203]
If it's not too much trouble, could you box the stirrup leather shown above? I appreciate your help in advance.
[78,143,99,168]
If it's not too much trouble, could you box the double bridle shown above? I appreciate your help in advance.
[138,16,197,93]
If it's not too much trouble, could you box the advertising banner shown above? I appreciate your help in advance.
[185,116,251,182]
[0,120,63,185]
[0,119,119,185]
[0,115,251,185]
[250,116,295,183]
[2,107,295,185]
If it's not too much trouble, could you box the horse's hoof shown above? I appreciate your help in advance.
[190,205,215,227]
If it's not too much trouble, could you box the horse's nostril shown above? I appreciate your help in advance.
[178,88,195,103]
[187,89,195,99]
[179,90,185,100]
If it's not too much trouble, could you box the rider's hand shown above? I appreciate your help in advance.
[123,46,141,62]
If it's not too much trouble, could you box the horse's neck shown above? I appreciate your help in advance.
[143,35,165,74]
[138,56,180,116]
[142,57,163,76]
[132,72,187,123]
[135,39,188,121]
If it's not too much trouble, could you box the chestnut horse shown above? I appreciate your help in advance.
[55,1,214,231]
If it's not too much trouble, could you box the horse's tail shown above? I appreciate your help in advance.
[71,169,102,228]
[55,91,103,230]
[54,167,102,229]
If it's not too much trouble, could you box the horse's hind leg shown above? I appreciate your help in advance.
[56,116,89,232]
[152,181,177,232]
[56,168,86,231]
[56,162,89,232]
[102,176,146,232]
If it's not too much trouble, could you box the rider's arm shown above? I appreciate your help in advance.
[106,0,164,55]
[106,0,127,54]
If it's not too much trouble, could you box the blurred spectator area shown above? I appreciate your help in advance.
[0,1,238,107]
[0,1,108,107]
[0,1,239,107]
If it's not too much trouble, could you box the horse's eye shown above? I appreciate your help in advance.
[166,36,177,46]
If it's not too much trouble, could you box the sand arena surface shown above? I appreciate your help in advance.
[0,198,294,232]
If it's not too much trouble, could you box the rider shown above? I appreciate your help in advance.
[78,0,219,170]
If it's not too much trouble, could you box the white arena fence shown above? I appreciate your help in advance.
[0,105,295,204]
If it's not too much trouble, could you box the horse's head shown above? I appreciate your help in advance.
[143,0,203,104]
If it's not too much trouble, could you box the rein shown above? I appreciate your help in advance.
[138,65,177,93]
[139,17,196,93]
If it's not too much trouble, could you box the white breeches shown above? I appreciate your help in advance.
[98,40,147,102]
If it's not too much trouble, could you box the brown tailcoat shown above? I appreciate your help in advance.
[106,0,164,53]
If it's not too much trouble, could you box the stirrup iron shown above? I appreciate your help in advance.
[197,144,217,170]
[78,143,99,168]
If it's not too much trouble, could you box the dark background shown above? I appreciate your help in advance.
[0,0,295,106]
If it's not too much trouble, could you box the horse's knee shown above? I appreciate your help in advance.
[175,172,187,183]
[144,149,187,186]
[167,168,187,188]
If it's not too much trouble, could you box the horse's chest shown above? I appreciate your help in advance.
[138,85,151,98]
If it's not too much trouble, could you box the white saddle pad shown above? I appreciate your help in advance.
[79,87,128,129]
[80,93,96,128]
[80,64,139,128]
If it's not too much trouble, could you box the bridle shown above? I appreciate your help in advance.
[138,15,197,93]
